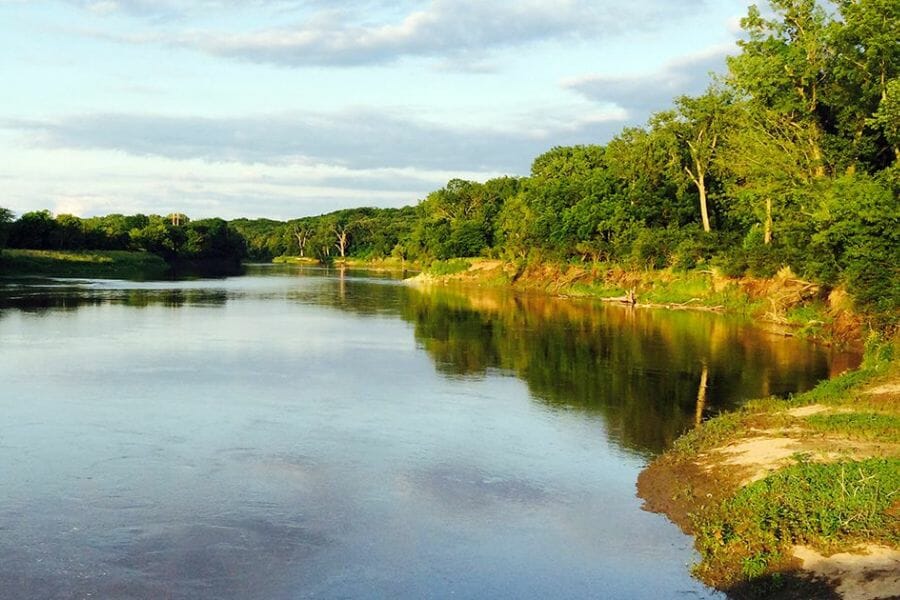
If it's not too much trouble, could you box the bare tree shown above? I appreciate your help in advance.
[333,224,351,259]
[293,226,309,257]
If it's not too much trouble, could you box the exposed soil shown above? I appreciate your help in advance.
[793,545,900,600]
[636,456,737,535]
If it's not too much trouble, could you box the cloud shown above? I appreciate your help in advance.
[63,0,325,21]
[83,0,705,68]
[5,107,626,173]
[562,43,734,118]
[67,0,427,20]
[0,144,474,219]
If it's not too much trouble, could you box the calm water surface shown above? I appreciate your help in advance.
[0,265,859,599]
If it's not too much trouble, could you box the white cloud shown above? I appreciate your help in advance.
[0,143,504,220]
[82,0,706,68]
[5,106,626,173]
[562,43,735,118]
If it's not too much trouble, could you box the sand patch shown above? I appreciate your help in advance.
[793,544,900,600]
[714,437,809,483]
[865,383,900,397]
[788,404,832,417]
[468,260,502,271]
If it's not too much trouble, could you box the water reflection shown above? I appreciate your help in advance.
[396,285,852,454]
[0,282,229,312]
[0,268,857,456]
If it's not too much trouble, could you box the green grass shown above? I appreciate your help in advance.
[563,268,765,314]
[0,249,169,279]
[693,458,900,588]
[427,258,472,276]
[566,281,626,298]
[806,412,900,442]
[671,410,747,456]
[782,303,831,338]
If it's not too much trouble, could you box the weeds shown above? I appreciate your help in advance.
[693,458,900,588]
[806,413,900,442]
[427,258,472,276]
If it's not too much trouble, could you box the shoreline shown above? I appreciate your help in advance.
[404,258,868,349]
[0,249,243,280]
[637,340,899,599]
[0,248,170,280]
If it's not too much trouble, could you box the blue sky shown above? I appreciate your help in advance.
[1,0,752,220]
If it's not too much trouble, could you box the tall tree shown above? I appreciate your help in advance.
[654,90,732,232]
[727,0,832,177]
[720,102,819,243]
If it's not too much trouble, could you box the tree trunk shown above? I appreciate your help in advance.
[810,138,825,178]
[697,170,711,233]
[764,197,772,245]
[334,227,349,259]
[294,229,308,257]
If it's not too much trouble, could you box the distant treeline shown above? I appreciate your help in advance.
[1,1,897,318]
[0,211,245,267]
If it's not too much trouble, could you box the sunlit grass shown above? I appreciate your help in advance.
[0,248,169,279]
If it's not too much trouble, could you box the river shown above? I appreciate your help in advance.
[0,265,859,599]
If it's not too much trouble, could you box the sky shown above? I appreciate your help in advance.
[0,0,754,220]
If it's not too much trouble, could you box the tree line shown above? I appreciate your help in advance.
[0,210,246,266]
[1,0,897,317]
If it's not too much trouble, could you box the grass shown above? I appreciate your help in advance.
[426,258,472,276]
[806,412,900,442]
[0,248,169,279]
[640,336,900,596]
[693,458,900,589]
[272,255,319,264]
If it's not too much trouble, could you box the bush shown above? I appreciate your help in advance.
[742,226,783,278]
[694,458,900,586]
[807,174,899,321]
[630,227,685,269]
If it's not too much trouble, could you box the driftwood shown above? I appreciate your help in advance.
[601,288,637,305]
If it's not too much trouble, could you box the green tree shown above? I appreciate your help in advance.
[653,89,733,232]
[727,0,832,176]
[0,207,13,252]
[8,210,58,249]
[831,0,900,170]
[807,173,899,319]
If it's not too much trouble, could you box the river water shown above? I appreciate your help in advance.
[0,265,858,599]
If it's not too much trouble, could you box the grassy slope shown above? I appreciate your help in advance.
[0,249,170,279]
[638,338,899,598]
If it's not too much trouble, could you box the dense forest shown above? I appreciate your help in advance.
[1,0,897,319]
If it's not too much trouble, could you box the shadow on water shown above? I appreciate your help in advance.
[0,284,229,313]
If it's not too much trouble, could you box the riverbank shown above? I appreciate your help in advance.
[0,249,170,279]
[406,258,869,348]
[638,337,899,599]
[274,255,421,273]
